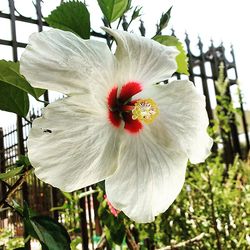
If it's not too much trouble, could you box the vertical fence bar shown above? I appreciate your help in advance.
[198,38,214,123]
[93,191,102,236]
[0,128,7,219]
[8,0,30,248]
[185,33,195,83]
[198,38,219,153]
[219,45,242,158]
[86,187,94,249]
[79,193,89,250]
[230,46,250,154]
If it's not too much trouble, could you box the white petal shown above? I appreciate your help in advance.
[103,27,178,86]
[20,29,115,95]
[142,80,213,163]
[105,122,188,223]
[28,95,119,192]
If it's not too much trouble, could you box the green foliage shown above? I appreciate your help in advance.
[0,229,24,250]
[95,155,249,249]
[154,35,189,75]
[133,155,249,249]
[0,60,45,99]
[0,60,45,117]
[0,155,30,180]
[45,1,90,39]
[0,81,29,117]
[0,165,24,180]
[210,62,240,147]
[23,202,71,250]
[97,0,129,22]
[97,189,126,246]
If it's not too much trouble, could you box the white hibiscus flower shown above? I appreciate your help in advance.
[20,28,213,223]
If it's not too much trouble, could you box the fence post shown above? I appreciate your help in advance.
[0,128,7,219]
[230,46,250,155]
[79,192,89,250]
[8,0,30,248]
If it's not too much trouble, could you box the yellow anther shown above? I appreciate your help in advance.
[132,98,159,124]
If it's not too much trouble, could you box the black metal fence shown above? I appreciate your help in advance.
[0,0,249,249]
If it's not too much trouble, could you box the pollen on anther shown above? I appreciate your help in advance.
[132,98,159,124]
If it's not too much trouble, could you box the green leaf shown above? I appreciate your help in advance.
[30,216,71,250]
[0,80,29,117]
[125,0,132,12]
[16,155,31,167]
[0,166,24,180]
[23,202,71,250]
[109,223,126,245]
[45,1,90,39]
[154,35,189,75]
[0,60,45,99]
[97,0,128,22]
[12,200,24,215]
[61,191,73,201]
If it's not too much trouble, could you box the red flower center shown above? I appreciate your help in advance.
[107,82,143,134]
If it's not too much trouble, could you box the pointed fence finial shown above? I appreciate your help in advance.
[210,38,214,48]
[122,15,129,31]
[198,35,203,51]
[139,20,145,36]
[185,31,190,43]
[171,27,176,36]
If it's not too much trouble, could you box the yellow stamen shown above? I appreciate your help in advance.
[132,98,159,124]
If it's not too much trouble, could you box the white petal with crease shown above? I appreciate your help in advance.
[141,80,213,163]
[105,122,188,223]
[20,29,115,95]
[28,95,119,192]
[103,27,179,86]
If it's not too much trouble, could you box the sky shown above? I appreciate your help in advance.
[0,0,249,128]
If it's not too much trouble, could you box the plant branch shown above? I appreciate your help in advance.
[91,30,107,39]
[3,201,23,217]
[157,233,205,250]
[95,233,107,250]
[207,169,222,250]
[126,228,139,250]
[0,168,30,209]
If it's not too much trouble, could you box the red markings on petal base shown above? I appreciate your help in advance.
[119,82,143,103]
[107,85,118,108]
[107,82,143,134]
[108,111,121,128]
[123,113,143,134]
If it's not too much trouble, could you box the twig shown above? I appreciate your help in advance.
[3,201,23,217]
[207,169,222,250]
[126,228,139,250]
[157,233,205,250]
[91,30,107,39]
[95,233,107,250]
[0,168,30,209]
